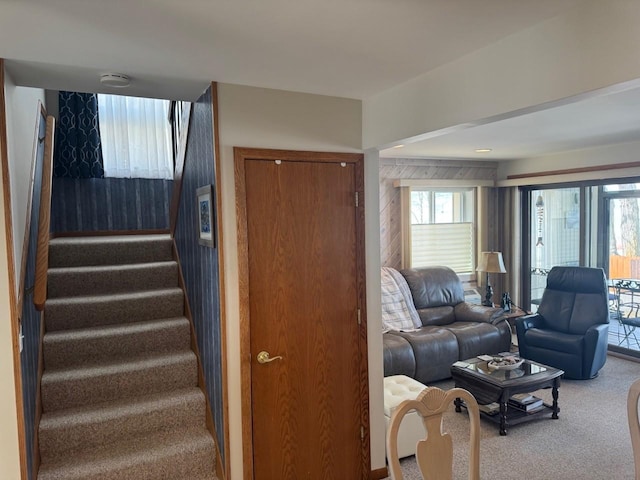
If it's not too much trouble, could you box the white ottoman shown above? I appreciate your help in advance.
[383,375,428,459]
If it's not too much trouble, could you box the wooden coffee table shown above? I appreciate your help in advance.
[450,357,563,436]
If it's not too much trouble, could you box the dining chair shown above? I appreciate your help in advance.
[628,378,640,480]
[386,386,480,480]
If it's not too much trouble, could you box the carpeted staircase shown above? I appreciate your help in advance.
[37,234,217,480]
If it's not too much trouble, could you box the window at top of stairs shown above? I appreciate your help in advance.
[98,94,173,180]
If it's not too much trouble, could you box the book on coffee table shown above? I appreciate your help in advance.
[509,394,543,412]
[478,402,500,415]
[510,393,535,403]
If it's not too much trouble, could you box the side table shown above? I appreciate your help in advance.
[495,306,528,350]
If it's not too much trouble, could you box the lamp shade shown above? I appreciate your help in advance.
[476,251,507,274]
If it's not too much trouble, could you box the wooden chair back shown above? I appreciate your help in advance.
[628,378,640,480]
[386,386,480,480]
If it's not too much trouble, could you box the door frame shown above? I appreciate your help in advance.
[234,147,369,480]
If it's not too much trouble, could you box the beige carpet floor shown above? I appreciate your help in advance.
[386,354,639,480]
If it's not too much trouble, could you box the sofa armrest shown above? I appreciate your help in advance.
[515,313,544,360]
[516,313,545,331]
[583,323,609,378]
[454,302,504,324]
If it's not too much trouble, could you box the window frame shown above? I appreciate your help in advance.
[396,179,493,281]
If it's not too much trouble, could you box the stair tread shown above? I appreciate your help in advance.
[42,350,195,379]
[49,234,171,246]
[45,287,183,305]
[40,387,203,429]
[39,389,206,460]
[48,260,177,274]
[44,316,189,343]
[38,388,205,464]
[38,425,214,478]
[43,317,191,370]
[48,234,174,268]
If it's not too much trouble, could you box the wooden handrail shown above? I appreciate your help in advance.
[34,116,55,311]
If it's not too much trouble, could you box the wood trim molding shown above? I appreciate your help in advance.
[498,166,640,188]
[169,103,193,236]
[234,147,363,164]
[234,147,369,480]
[210,82,230,480]
[234,149,253,480]
[17,103,46,318]
[506,161,640,180]
[0,57,28,480]
[33,116,54,311]
[354,154,371,478]
[370,467,389,480]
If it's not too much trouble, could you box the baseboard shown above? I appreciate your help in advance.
[215,442,225,480]
[608,349,640,362]
[370,466,388,479]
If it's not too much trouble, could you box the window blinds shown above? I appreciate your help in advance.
[411,222,474,273]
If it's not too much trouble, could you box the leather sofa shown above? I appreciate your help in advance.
[383,266,511,384]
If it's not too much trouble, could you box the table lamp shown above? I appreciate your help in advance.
[476,251,507,307]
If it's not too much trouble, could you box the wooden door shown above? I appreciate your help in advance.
[237,149,368,480]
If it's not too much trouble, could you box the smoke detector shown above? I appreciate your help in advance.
[100,73,131,88]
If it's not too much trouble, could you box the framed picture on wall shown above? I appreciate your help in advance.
[196,185,215,247]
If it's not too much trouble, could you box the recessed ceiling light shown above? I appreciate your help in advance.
[100,73,131,88]
[475,148,492,153]
[393,144,405,149]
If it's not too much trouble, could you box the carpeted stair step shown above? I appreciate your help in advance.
[48,234,173,268]
[41,351,197,412]
[45,288,184,331]
[47,261,179,298]
[39,387,206,464]
[37,426,216,480]
[43,317,191,370]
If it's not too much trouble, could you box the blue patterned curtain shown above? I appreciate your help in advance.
[54,92,104,178]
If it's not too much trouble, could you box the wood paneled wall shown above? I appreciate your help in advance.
[20,110,47,480]
[173,86,225,465]
[50,177,172,233]
[379,157,498,269]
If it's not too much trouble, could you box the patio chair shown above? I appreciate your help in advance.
[516,266,609,380]
[613,280,640,348]
[386,386,480,480]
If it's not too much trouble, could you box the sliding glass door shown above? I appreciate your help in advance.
[602,184,640,353]
[523,181,640,356]
[527,187,582,312]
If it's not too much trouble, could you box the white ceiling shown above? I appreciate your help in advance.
[5,0,636,161]
[0,0,584,101]
[380,81,640,160]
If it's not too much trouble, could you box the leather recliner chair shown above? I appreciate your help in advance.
[516,266,609,380]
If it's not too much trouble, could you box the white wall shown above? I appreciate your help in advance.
[0,68,22,480]
[363,0,640,149]
[4,69,46,293]
[217,83,387,477]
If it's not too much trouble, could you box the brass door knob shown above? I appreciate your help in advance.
[257,351,283,364]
